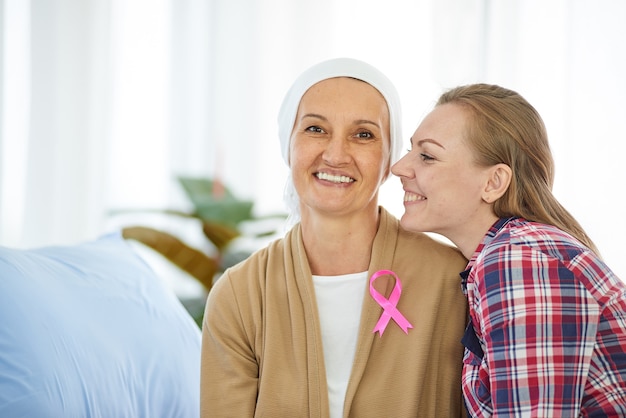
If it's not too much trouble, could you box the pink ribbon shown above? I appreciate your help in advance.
[369,269,413,336]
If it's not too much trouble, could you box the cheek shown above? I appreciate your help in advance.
[426,172,472,205]
[290,140,315,168]
[370,152,388,172]
[290,155,310,186]
[417,170,440,190]
[289,138,301,164]
[372,158,391,184]
[436,177,484,216]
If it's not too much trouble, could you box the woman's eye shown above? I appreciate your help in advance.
[305,126,324,133]
[355,131,373,139]
[420,153,435,161]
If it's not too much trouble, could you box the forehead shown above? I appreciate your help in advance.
[300,77,387,108]
[415,103,469,144]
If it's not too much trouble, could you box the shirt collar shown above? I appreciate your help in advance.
[460,217,517,291]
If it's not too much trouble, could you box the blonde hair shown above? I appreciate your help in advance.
[437,83,599,255]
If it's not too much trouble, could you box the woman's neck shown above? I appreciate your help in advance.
[300,208,380,276]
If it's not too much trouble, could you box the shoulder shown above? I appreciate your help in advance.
[485,217,589,266]
[395,228,468,278]
[481,218,621,296]
[377,208,467,278]
[397,226,465,259]
[379,207,466,265]
[224,231,290,278]
[210,228,296,299]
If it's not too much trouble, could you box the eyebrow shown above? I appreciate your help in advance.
[416,138,445,149]
[301,113,381,129]
[301,113,327,121]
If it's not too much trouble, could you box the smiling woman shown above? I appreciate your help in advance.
[391,82,626,416]
[200,57,469,417]
[289,77,391,228]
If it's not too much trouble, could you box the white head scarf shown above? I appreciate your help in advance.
[277,57,403,226]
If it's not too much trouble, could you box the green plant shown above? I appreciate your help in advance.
[113,176,286,325]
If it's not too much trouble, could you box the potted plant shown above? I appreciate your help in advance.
[114,176,286,325]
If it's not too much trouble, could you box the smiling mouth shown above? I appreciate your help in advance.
[315,172,355,184]
[404,192,426,202]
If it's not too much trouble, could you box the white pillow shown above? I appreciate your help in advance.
[0,232,201,417]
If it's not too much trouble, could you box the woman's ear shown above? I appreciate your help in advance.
[482,163,512,203]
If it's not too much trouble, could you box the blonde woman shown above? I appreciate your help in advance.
[392,83,626,416]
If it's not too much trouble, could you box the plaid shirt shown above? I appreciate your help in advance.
[461,217,626,417]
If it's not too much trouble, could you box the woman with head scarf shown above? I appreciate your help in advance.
[392,83,626,416]
[200,58,469,417]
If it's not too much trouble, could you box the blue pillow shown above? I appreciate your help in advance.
[0,232,201,417]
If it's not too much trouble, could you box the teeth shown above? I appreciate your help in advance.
[404,192,425,202]
[316,172,355,184]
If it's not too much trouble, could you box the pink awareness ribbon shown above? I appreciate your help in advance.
[369,269,413,336]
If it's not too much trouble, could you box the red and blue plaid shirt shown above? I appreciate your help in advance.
[461,217,626,417]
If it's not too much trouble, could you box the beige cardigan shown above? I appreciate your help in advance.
[201,208,468,417]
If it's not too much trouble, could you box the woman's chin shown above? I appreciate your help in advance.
[399,214,429,233]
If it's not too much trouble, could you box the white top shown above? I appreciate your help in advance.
[312,271,368,418]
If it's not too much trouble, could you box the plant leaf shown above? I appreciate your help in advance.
[201,220,240,250]
[177,176,254,227]
[122,226,218,291]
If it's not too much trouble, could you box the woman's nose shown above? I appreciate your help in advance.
[322,136,350,165]
[391,153,411,178]
[391,156,406,177]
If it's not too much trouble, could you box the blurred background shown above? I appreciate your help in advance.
[1,0,625,300]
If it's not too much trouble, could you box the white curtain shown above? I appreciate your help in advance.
[1,0,625,283]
